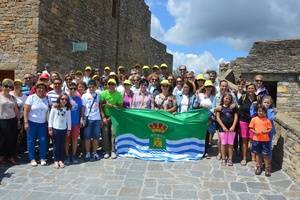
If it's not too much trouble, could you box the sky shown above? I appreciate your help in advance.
[145,0,300,73]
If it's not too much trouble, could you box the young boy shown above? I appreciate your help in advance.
[249,105,272,177]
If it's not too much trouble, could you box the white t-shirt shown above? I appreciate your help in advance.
[48,107,71,130]
[180,95,189,113]
[25,94,49,123]
[82,92,101,121]
[10,92,27,118]
[198,93,214,109]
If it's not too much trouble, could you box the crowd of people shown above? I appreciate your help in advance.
[0,63,275,176]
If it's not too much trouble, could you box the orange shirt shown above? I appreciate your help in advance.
[249,116,272,142]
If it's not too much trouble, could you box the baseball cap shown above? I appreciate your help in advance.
[107,78,117,85]
[160,63,168,68]
[196,74,206,81]
[85,66,92,71]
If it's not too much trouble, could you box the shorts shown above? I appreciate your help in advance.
[251,141,271,155]
[84,120,101,140]
[219,131,236,145]
[239,121,253,139]
[68,125,80,140]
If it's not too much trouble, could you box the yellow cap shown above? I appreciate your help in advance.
[104,66,111,71]
[143,65,150,70]
[204,80,213,87]
[196,74,206,81]
[118,66,125,70]
[107,78,116,85]
[152,65,160,70]
[109,72,117,76]
[75,70,83,76]
[123,80,132,85]
[92,75,100,80]
[160,79,170,86]
[85,66,92,71]
[14,79,23,85]
[160,63,168,68]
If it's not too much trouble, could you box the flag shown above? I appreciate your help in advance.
[110,108,208,161]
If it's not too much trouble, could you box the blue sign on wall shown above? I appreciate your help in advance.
[72,42,88,52]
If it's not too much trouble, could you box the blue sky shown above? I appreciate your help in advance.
[145,0,300,73]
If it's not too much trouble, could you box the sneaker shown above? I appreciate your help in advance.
[93,152,100,160]
[59,161,65,168]
[54,161,59,169]
[85,152,91,161]
[111,152,117,159]
[103,153,110,159]
[30,160,38,167]
[40,160,47,166]
[72,155,79,164]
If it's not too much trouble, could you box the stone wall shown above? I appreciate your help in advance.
[273,113,300,183]
[277,82,300,114]
[0,0,40,77]
[0,0,173,77]
[37,0,118,73]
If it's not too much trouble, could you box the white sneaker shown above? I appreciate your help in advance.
[58,161,65,168]
[111,152,117,159]
[93,152,100,160]
[30,160,38,167]
[85,152,91,161]
[40,159,47,166]
[54,161,59,169]
[103,153,110,159]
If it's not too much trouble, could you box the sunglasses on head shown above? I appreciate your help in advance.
[3,84,14,89]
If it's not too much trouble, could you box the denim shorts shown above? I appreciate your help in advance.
[84,120,101,140]
[252,140,271,155]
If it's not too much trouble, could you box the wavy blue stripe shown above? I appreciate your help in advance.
[116,137,149,146]
[166,142,205,148]
[117,144,204,154]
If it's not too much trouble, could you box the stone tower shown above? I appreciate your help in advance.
[0,0,173,79]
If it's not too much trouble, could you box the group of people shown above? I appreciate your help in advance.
[0,63,275,176]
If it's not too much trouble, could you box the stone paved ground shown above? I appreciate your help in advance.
[0,155,299,200]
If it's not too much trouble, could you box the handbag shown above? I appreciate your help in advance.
[84,94,97,128]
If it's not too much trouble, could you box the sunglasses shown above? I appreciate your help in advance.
[179,68,186,71]
[3,85,14,89]
[25,77,32,80]
[255,80,263,82]
[69,87,77,90]
[162,85,169,88]
[54,82,61,85]
[151,79,158,81]
[60,98,68,101]
[108,83,116,86]
[65,78,72,81]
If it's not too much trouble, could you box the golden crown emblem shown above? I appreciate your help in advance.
[148,122,168,133]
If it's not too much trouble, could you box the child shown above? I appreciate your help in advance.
[48,94,72,169]
[249,105,272,177]
[216,93,238,166]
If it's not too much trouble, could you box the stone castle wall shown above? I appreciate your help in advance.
[0,0,40,77]
[0,0,173,77]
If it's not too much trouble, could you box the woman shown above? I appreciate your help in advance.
[238,83,257,166]
[0,79,19,164]
[24,81,49,166]
[167,75,176,89]
[10,79,28,153]
[65,82,84,164]
[131,79,154,109]
[176,81,195,113]
[122,80,133,108]
[77,81,87,97]
[195,74,206,93]
[154,80,176,113]
[147,73,160,97]
[131,74,141,93]
[172,77,183,96]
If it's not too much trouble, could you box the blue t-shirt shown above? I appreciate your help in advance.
[70,95,83,126]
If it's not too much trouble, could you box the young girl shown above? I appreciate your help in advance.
[249,105,272,177]
[216,93,238,166]
[48,94,72,169]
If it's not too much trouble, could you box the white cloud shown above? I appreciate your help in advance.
[168,50,223,74]
[150,14,165,42]
[165,0,300,51]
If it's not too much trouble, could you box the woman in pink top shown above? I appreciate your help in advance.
[132,79,154,109]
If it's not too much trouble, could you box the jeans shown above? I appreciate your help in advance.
[27,121,48,161]
[53,129,66,161]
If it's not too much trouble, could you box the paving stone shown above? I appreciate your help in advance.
[238,193,258,200]
[172,190,198,199]
[141,188,156,197]
[119,187,141,196]
[124,178,143,188]
[197,190,211,199]
[261,194,287,200]
[203,181,229,190]
[270,180,293,189]
[230,182,248,192]
[213,195,227,200]
[84,185,107,195]
[157,184,172,195]
[212,170,225,178]
[246,182,270,190]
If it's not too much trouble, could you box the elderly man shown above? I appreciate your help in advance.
[22,73,34,96]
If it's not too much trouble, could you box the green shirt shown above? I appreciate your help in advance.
[100,90,123,117]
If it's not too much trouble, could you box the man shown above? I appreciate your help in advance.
[117,66,126,77]
[100,79,123,159]
[207,70,220,92]
[83,66,92,85]
[152,65,160,75]
[29,73,51,95]
[178,65,187,80]
[141,65,150,79]
[47,78,63,106]
[254,74,269,103]
[22,73,33,96]
[160,63,169,80]
[103,66,111,80]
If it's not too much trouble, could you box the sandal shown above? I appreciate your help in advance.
[255,166,262,175]
[265,168,271,177]
[227,159,233,166]
[221,159,227,166]
[216,153,222,160]
[240,159,247,166]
